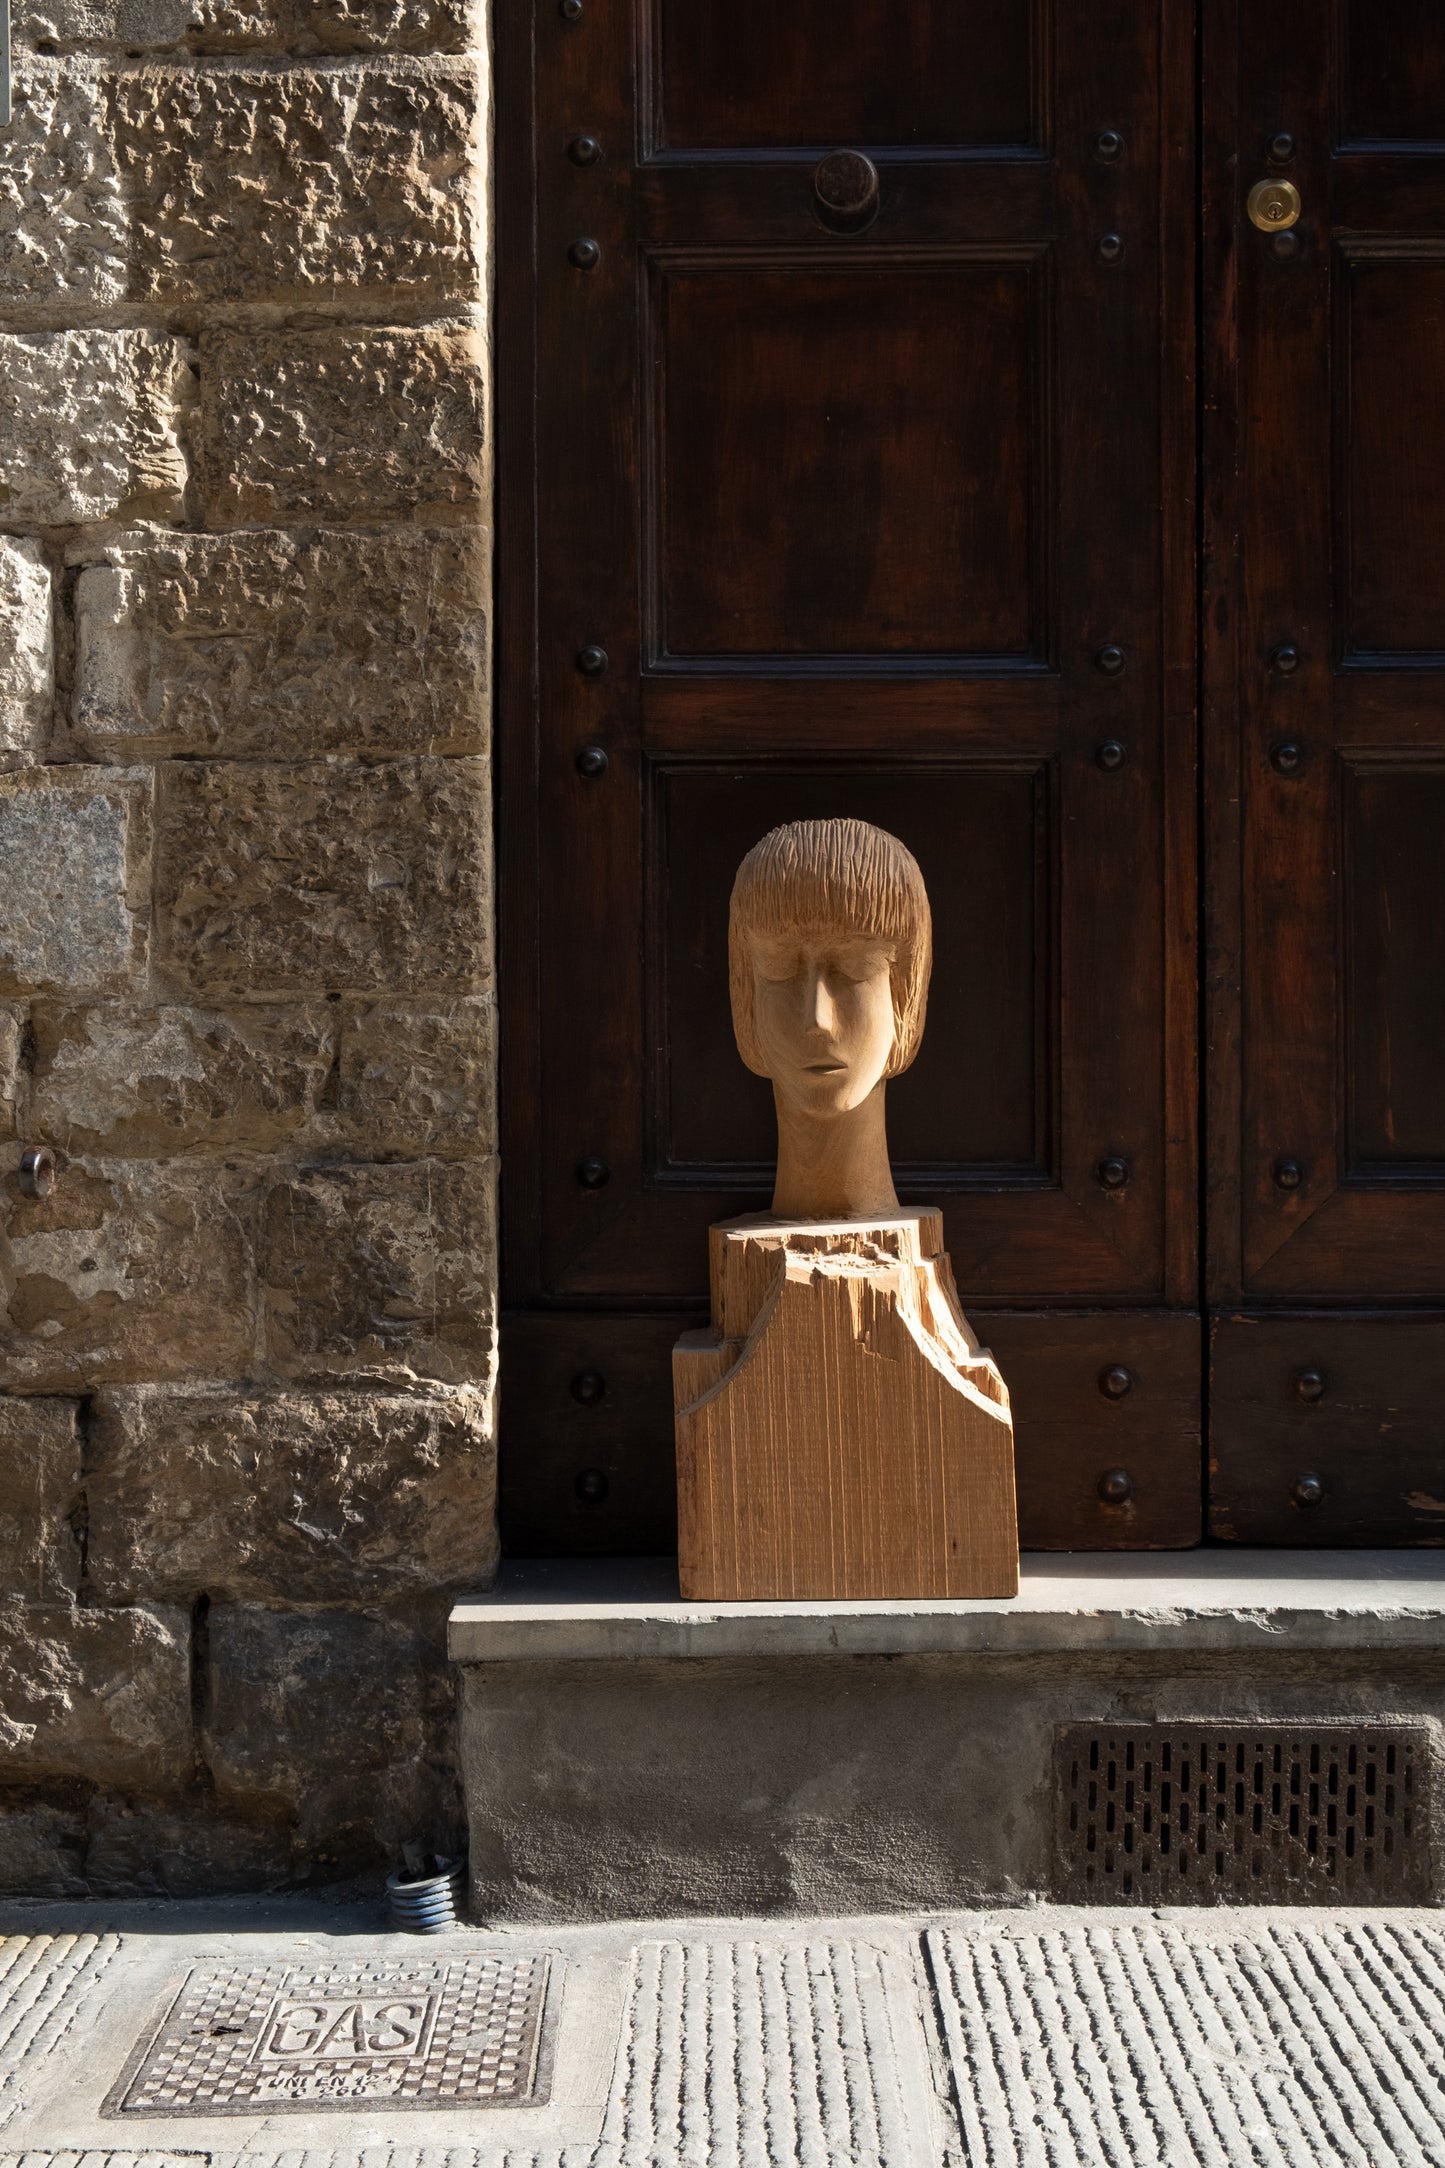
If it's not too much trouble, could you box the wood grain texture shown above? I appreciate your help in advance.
[676,1214,1018,1600]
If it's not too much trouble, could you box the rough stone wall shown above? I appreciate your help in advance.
[0,0,496,1894]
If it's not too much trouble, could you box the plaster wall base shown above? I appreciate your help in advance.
[451,1555,1445,1922]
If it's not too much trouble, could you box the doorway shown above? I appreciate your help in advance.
[496,0,1445,1553]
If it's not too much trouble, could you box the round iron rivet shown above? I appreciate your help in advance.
[1273,1156,1304,1191]
[576,644,609,676]
[1096,643,1127,675]
[18,1146,56,1200]
[1294,1367,1326,1403]
[1098,1467,1134,1505]
[1100,1364,1135,1400]
[1271,642,1301,675]
[568,237,601,269]
[577,1156,610,1189]
[1270,740,1303,775]
[1093,129,1124,163]
[576,744,609,778]
[1096,739,1127,772]
[1272,230,1301,261]
[1097,232,1125,265]
[1269,131,1297,165]
[1292,1472,1325,1508]
[558,0,582,17]
[1097,1155,1130,1190]
[568,133,601,165]
[571,1369,606,1404]
[575,1466,610,1503]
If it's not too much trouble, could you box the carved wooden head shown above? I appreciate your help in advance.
[728,818,932,1123]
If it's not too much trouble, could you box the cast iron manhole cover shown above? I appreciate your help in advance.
[104,1953,554,2116]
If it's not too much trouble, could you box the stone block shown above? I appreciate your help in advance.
[87,1384,497,1601]
[0,1599,191,1787]
[0,1005,22,1140]
[0,1158,256,1392]
[14,0,476,52]
[29,1002,333,1155]
[75,528,487,760]
[155,757,490,997]
[261,1159,494,1384]
[0,768,150,998]
[0,1793,88,1896]
[84,1795,294,1893]
[295,0,475,53]
[204,1605,453,1850]
[107,63,480,305]
[200,329,484,525]
[326,997,495,1155]
[0,1397,82,1603]
[0,332,191,527]
[0,537,54,758]
[0,62,125,310]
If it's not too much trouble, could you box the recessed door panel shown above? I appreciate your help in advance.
[1346,763,1445,1170]
[1339,0,1445,147]
[652,0,1039,153]
[651,261,1048,665]
[1340,257,1445,663]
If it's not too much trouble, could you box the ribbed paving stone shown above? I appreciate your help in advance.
[929,1915,1445,2168]
[594,1938,935,2168]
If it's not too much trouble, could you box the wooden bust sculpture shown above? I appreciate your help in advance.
[674,818,1019,1601]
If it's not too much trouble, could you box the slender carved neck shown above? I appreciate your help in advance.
[770,1081,900,1219]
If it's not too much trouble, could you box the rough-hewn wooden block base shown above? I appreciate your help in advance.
[675,1213,1019,1601]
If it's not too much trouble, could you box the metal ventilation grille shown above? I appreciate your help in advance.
[1056,1726,1431,1903]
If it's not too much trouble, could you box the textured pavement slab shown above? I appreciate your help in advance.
[0,1904,1443,2166]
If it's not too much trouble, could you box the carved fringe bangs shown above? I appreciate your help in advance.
[728,818,932,1077]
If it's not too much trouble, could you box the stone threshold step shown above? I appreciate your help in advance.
[449,1550,1445,1661]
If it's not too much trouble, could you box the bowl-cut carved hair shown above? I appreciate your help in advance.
[729,818,932,1080]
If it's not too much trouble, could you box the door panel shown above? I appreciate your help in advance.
[1206,0,1445,1536]
[500,0,1199,1552]
[651,261,1046,663]
[653,0,1038,153]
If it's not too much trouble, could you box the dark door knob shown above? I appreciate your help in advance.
[813,150,879,231]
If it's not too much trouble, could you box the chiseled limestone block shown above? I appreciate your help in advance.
[676,1211,1019,1601]
[0,537,53,757]
[0,62,126,310]
[260,1157,495,1385]
[200,329,485,525]
[155,757,490,998]
[204,1604,450,1848]
[0,331,191,525]
[83,1799,296,1898]
[0,1005,21,1137]
[0,1156,256,1391]
[0,1598,191,1787]
[0,1797,87,1898]
[75,528,487,760]
[86,1384,498,1602]
[0,1397,82,1603]
[326,997,495,1155]
[108,63,481,305]
[28,1002,333,1155]
[13,0,477,54]
[0,767,150,998]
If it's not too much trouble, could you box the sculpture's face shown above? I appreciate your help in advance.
[749,929,898,1117]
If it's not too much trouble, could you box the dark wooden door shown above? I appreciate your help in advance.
[499,0,1200,1553]
[1206,0,1445,1542]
